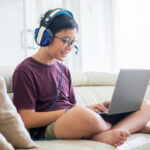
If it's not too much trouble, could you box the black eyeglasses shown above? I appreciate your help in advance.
[54,36,78,48]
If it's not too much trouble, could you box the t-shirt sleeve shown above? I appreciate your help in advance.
[68,70,77,104]
[13,69,37,110]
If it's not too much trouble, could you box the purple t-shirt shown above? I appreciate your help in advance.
[13,57,76,138]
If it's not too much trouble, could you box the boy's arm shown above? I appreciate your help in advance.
[19,109,66,129]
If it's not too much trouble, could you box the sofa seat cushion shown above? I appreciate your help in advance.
[33,133,150,150]
[32,133,150,150]
[117,133,150,150]
[35,140,115,150]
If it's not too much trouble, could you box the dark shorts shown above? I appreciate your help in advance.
[100,112,133,125]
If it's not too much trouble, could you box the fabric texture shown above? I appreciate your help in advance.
[0,133,14,150]
[0,76,38,149]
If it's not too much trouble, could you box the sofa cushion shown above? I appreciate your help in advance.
[0,133,14,150]
[74,86,114,106]
[33,134,150,150]
[35,140,115,150]
[1,66,150,150]
[0,66,15,93]
[71,72,117,86]
[117,133,150,150]
[0,76,38,149]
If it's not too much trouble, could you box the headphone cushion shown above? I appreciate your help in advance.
[34,28,53,46]
[41,29,53,46]
[45,29,53,45]
[34,28,40,45]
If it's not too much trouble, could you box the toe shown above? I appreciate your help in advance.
[120,130,130,137]
[114,143,118,147]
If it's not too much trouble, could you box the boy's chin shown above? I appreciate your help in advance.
[57,57,65,61]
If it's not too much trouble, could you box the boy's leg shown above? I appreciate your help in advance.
[139,124,150,134]
[111,101,150,133]
[52,106,130,147]
[53,106,111,139]
[90,101,150,147]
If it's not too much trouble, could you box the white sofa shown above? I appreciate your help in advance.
[0,66,150,150]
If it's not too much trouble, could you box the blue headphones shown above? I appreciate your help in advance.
[34,8,73,47]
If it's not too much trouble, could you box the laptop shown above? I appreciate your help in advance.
[100,69,150,116]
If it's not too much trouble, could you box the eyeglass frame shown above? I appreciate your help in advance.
[54,36,78,48]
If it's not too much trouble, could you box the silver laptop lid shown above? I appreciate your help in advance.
[108,69,150,115]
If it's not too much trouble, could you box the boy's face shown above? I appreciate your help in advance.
[47,28,77,61]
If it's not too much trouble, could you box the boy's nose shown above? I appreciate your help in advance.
[66,45,73,51]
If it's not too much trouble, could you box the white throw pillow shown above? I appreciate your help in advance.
[0,133,14,150]
[0,76,38,149]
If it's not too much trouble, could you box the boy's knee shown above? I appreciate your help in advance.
[68,106,93,124]
[70,106,110,131]
[70,106,92,120]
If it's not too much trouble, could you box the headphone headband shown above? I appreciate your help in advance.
[43,8,73,27]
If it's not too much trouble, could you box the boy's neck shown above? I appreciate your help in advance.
[32,48,55,65]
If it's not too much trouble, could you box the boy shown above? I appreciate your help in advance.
[13,8,150,147]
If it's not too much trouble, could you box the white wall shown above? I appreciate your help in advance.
[1,0,150,73]
[0,0,26,66]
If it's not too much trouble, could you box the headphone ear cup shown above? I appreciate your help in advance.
[34,28,40,45]
[45,29,54,46]
[40,29,53,47]
[34,28,53,47]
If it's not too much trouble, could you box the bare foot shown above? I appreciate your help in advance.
[139,125,150,134]
[91,129,130,147]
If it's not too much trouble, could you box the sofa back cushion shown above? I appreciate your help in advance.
[0,76,38,149]
[0,133,14,150]
[1,66,150,106]
[0,66,117,91]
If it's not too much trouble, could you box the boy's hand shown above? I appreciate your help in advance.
[86,102,109,113]
[102,101,111,108]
